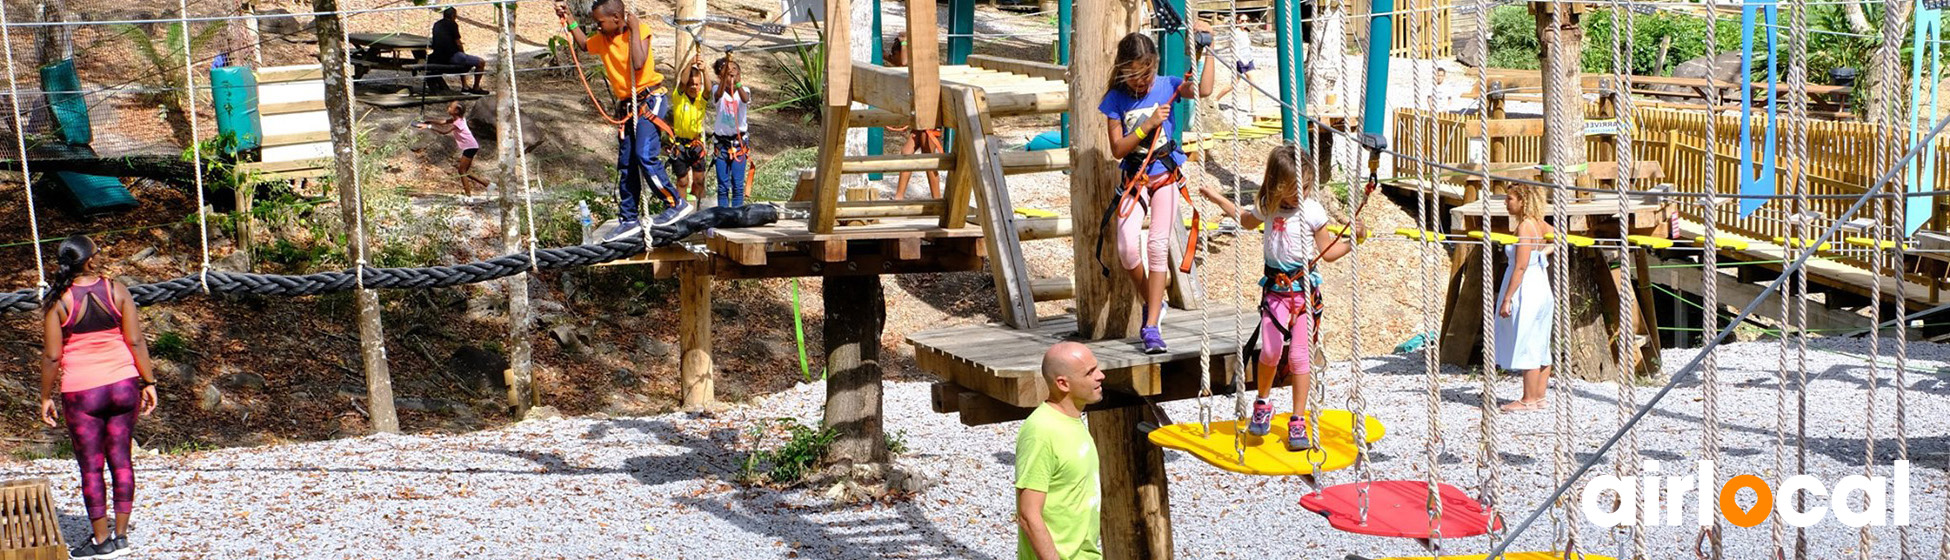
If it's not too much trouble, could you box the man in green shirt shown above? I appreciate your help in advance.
[1015,342,1106,560]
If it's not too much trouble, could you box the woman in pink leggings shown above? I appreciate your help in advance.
[38,235,158,559]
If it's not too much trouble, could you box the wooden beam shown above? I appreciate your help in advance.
[907,0,940,130]
[1013,216,1074,241]
[707,234,769,266]
[886,237,923,260]
[999,148,1070,173]
[710,243,985,280]
[1032,276,1075,302]
[679,261,715,410]
[814,239,849,262]
[939,90,978,229]
[948,84,1039,328]
[967,54,1069,82]
[1091,406,1173,560]
[850,63,916,114]
[848,108,909,128]
[842,153,954,172]
[809,0,854,235]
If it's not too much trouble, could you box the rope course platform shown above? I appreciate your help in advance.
[591,216,989,280]
[1146,411,1386,476]
[908,308,1256,426]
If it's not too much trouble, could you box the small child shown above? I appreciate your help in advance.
[556,0,685,240]
[1098,26,1216,354]
[669,55,711,207]
[885,32,942,200]
[709,53,752,207]
[411,101,490,195]
[1495,185,1556,412]
[1198,144,1359,451]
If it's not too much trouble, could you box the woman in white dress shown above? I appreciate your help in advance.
[1494,185,1555,412]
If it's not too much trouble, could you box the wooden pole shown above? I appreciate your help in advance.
[315,0,398,433]
[679,261,715,409]
[675,0,704,70]
[1070,0,1173,556]
[809,0,856,233]
[822,275,888,468]
[494,3,535,416]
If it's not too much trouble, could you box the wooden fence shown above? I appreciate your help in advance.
[1394,107,1948,246]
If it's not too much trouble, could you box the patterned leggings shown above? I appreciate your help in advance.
[62,378,138,520]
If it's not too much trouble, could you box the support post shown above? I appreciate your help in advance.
[315,0,397,433]
[494,2,536,415]
[1532,3,1587,188]
[680,261,716,409]
[1071,0,1144,340]
[1362,0,1393,142]
[1276,0,1307,146]
[1088,403,1174,559]
[1058,0,1072,147]
[868,0,885,180]
[822,275,888,468]
[811,0,857,233]
[675,0,704,67]
[947,0,974,64]
[1159,0,1189,142]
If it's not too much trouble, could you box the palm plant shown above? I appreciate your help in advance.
[113,21,228,144]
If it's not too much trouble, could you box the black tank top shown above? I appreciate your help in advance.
[61,279,122,337]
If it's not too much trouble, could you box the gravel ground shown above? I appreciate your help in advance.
[3,337,1945,559]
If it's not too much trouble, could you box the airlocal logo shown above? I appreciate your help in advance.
[1580,460,1912,529]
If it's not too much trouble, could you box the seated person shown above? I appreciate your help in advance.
[430,7,488,93]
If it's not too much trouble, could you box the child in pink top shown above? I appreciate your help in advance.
[414,101,490,195]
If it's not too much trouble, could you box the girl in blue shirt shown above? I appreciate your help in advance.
[1097,27,1216,354]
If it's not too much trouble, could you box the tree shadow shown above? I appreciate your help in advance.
[674,491,1000,560]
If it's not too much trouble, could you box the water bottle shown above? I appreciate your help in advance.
[576,200,593,244]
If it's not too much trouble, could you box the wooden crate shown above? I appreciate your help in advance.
[0,478,66,560]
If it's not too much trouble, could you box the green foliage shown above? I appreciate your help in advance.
[1486,6,1541,70]
[113,21,228,110]
[539,187,610,247]
[259,238,334,270]
[1579,9,1741,75]
[150,331,192,361]
[11,439,74,462]
[885,429,909,456]
[751,147,817,202]
[762,26,828,117]
[159,439,221,455]
[739,417,838,487]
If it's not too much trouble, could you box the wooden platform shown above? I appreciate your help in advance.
[1449,192,1664,232]
[593,216,989,281]
[1670,219,1939,311]
[910,308,1258,425]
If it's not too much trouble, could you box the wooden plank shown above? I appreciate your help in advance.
[1032,276,1075,301]
[967,55,1070,82]
[707,233,768,266]
[847,108,909,128]
[850,63,916,114]
[260,100,327,115]
[949,85,1038,328]
[886,237,923,260]
[256,64,325,82]
[907,0,940,130]
[939,89,978,229]
[813,239,849,262]
[999,148,1070,173]
[261,130,332,147]
[809,103,853,234]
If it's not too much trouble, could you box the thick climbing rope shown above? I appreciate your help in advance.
[1402,4,1447,545]
[1604,2,1648,557]
[0,0,46,297]
[1540,2,1580,551]
[1468,0,1503,548]
[1341,20,1375,521]
[1867,1,1914,557]
[1698,0,1726,555]
[1225,0,1251,436]
[176,0,213,291]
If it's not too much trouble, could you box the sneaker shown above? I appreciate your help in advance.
[1286,417,1315,452]
[651,200,695,227]
[1247,399,1274,436]
[111,534,129,558]
[70,537,118,559]
[1140,326,1168,354]
[603,220,643,242]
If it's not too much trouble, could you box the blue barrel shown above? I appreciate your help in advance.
[209,66,261,152]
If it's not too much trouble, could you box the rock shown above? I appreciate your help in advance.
[533,299,569,324]
[217,372,267,392]
[888,466,934,494]
[397,397,461,413]
[521,405,564,422]
[449,345,511,394]
[636,336,674,358]
[257,8,309,36]
[550,324,590,354]
[611,368,640,388]
[153,360,196,385]
[467,91,545,153]
[713,302,740,319]
[126,246,157,264]
[198,385,224,411]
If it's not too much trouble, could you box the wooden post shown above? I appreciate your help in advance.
[1485,88,1506,198]
[1070,0,1144,340]
[315,0,398,433]
[495,2,536,415]
[674,0,704,70]
[1088,404,1173,560]
[810,0,856,234]
[822,275,888,467]
[1532,3,1587,190]
[907,0,940,131]
[679,261,715,409]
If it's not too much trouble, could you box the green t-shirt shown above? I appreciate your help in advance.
[1015,403,1101,560]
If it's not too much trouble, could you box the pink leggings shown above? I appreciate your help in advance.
[1116,180,1181,273]
[1259,291,1314,376]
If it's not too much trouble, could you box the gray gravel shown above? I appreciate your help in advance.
[2,338,1945,559]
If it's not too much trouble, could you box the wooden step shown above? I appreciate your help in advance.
[1031,277,1074,302]
[794,149,1072,193]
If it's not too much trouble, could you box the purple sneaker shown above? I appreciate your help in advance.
[1286,416,1315,451]
[1140,326,1168,354]
[1247,400,1274,436]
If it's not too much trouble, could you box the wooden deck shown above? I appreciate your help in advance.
[1670,219,1940,311]
[593,216,989,280]
[909,308,1259,425]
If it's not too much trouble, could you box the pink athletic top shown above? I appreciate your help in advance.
[58,278,139,393]
[448,119,480,151]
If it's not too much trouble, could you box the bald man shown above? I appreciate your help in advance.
[1014,342,1106,560]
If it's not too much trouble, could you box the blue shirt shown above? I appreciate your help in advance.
[1098,75,1186,177]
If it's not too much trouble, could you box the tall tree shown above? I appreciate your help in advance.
[314,0,399,433]
[493,2,536,415]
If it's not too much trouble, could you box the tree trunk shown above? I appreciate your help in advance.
[822,275,887,469]
[1842,2,1876,35]
[1089,404,1173,560]
[675,0,705,75]
[1070,0,1145,339]
[1557,247,1618,382]
[493,3,536,416]
[1533,3,1585,189]
[34,0,67,67]
[315,0,398,434]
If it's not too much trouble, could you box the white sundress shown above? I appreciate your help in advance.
[1493,243,1553,371]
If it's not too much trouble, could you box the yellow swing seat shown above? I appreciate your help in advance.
[1147,410,1385,476]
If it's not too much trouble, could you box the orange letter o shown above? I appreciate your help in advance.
[1719,474,1774,528]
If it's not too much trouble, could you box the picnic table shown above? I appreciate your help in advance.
[348,32,432,78]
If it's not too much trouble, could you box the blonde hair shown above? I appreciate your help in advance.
[1506,184,1548,224]
[1256,143,1316,213]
